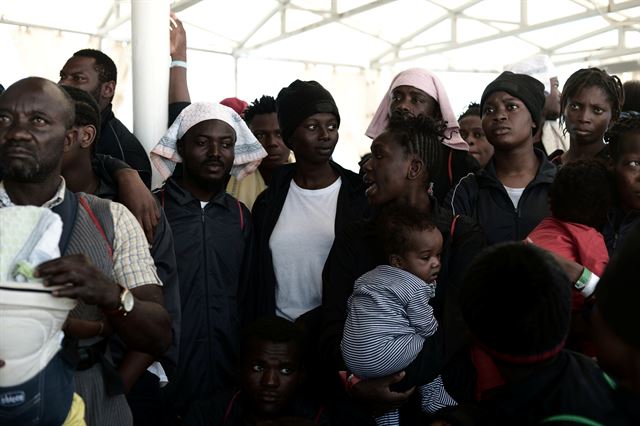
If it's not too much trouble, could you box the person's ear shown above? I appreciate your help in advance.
[101,81,116,102]
[407,157,424,181]
[78,125,97,149]
[389,254,404,269]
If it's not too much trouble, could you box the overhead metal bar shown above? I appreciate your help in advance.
[0,17,99,37]
[369,0,481,66]
[554,46,640,65]
[171,0,203,13]
[546,25,617,52]
[376,0,640,66]
[235,3,284,51]
[244,0,398,51]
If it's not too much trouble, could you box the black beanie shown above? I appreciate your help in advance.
[461,243,571,361]
[480,71,546,131]
[276,80,340,148]
[596,225,640,348]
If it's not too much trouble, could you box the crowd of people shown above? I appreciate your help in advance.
[1,13,640,426]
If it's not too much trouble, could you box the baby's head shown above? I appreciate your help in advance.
[378,205,443,283]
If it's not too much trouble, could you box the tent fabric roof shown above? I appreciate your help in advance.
[2,0,639,73]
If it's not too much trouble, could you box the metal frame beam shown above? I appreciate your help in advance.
[370,0,481,66]
[375,0,640,67]
[244,0,398,51]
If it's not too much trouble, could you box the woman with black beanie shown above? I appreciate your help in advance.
[250,80,369,325]
[445,71,557,245]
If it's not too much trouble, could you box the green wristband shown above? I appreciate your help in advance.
[574,267,591,290]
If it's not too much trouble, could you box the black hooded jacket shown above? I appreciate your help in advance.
[445,149,556,245]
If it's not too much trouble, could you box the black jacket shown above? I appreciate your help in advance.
[445,149,556,245]
[158,178,254,415]
[250,161,369,321]
[319,198,485,392]
[602,206,640,257]
[99,104,152,188]
[435,351,630,426]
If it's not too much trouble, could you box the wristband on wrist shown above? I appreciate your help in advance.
[170,60,187,69]
[574,267,599,298]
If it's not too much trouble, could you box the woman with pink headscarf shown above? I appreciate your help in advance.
[366,68,479,202]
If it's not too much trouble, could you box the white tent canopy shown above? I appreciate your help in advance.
[1,0,639,170]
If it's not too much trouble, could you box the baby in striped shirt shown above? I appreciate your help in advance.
[341,206,456,425]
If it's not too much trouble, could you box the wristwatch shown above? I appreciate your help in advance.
[104,287,134,317]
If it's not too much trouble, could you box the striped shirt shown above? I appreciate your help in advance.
[342,265,437,378]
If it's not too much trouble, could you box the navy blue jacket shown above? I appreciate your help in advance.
[158,178,253,415]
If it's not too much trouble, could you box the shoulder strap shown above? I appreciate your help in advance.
[51,190,79,255]
[237,199,244,231]
[223,390,241,425]
[450,214,460,239]
[314,404,325,424]
[448,149,454,186]
[78,194,113,259]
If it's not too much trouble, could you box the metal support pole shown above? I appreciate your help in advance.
[131,0,170,187]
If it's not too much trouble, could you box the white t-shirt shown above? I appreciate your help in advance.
[504,185,525,209]
[270,177,342,321]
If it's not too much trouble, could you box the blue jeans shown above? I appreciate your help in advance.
[0,352,75,425]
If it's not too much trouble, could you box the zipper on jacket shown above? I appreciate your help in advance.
[200,205,213,370]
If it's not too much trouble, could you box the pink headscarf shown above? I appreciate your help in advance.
[365,68,469,151]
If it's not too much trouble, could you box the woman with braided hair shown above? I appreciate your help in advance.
[550,67,624,166]
[320,116,485,419]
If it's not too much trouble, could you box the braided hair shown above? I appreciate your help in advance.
[458,102,481,122]
[605,112,640,161]
[560,67,624,127]
[244,95,277,125]
[385,115,446,182]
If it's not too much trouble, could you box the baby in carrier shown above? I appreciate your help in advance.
[0,206,77,425]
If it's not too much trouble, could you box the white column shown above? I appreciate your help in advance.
[131,0,170,189]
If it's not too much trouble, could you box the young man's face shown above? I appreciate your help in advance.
[59,56,103,105]
[614,131,640,211]
[178,119,235,187]
[241,338,303,418]
[249,112,289,170]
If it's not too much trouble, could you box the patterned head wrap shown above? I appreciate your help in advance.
[151,102,267,181]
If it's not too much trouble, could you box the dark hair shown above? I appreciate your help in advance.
[378,204,438,257]
[605,112,640,161]
[241,317,306,363]
[549,159,611,229]
[385,115,446,182]
[73,49,117,84]
[458,102,481,122]
[60,85,101,147]
[560,68,624,126]
[461,243,571,360]
[244,95,277,125]
[622,81,640,113]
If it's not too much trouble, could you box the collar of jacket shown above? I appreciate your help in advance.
[162,176,230,210]
[100,103,115,130]
[476,148,556,189]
